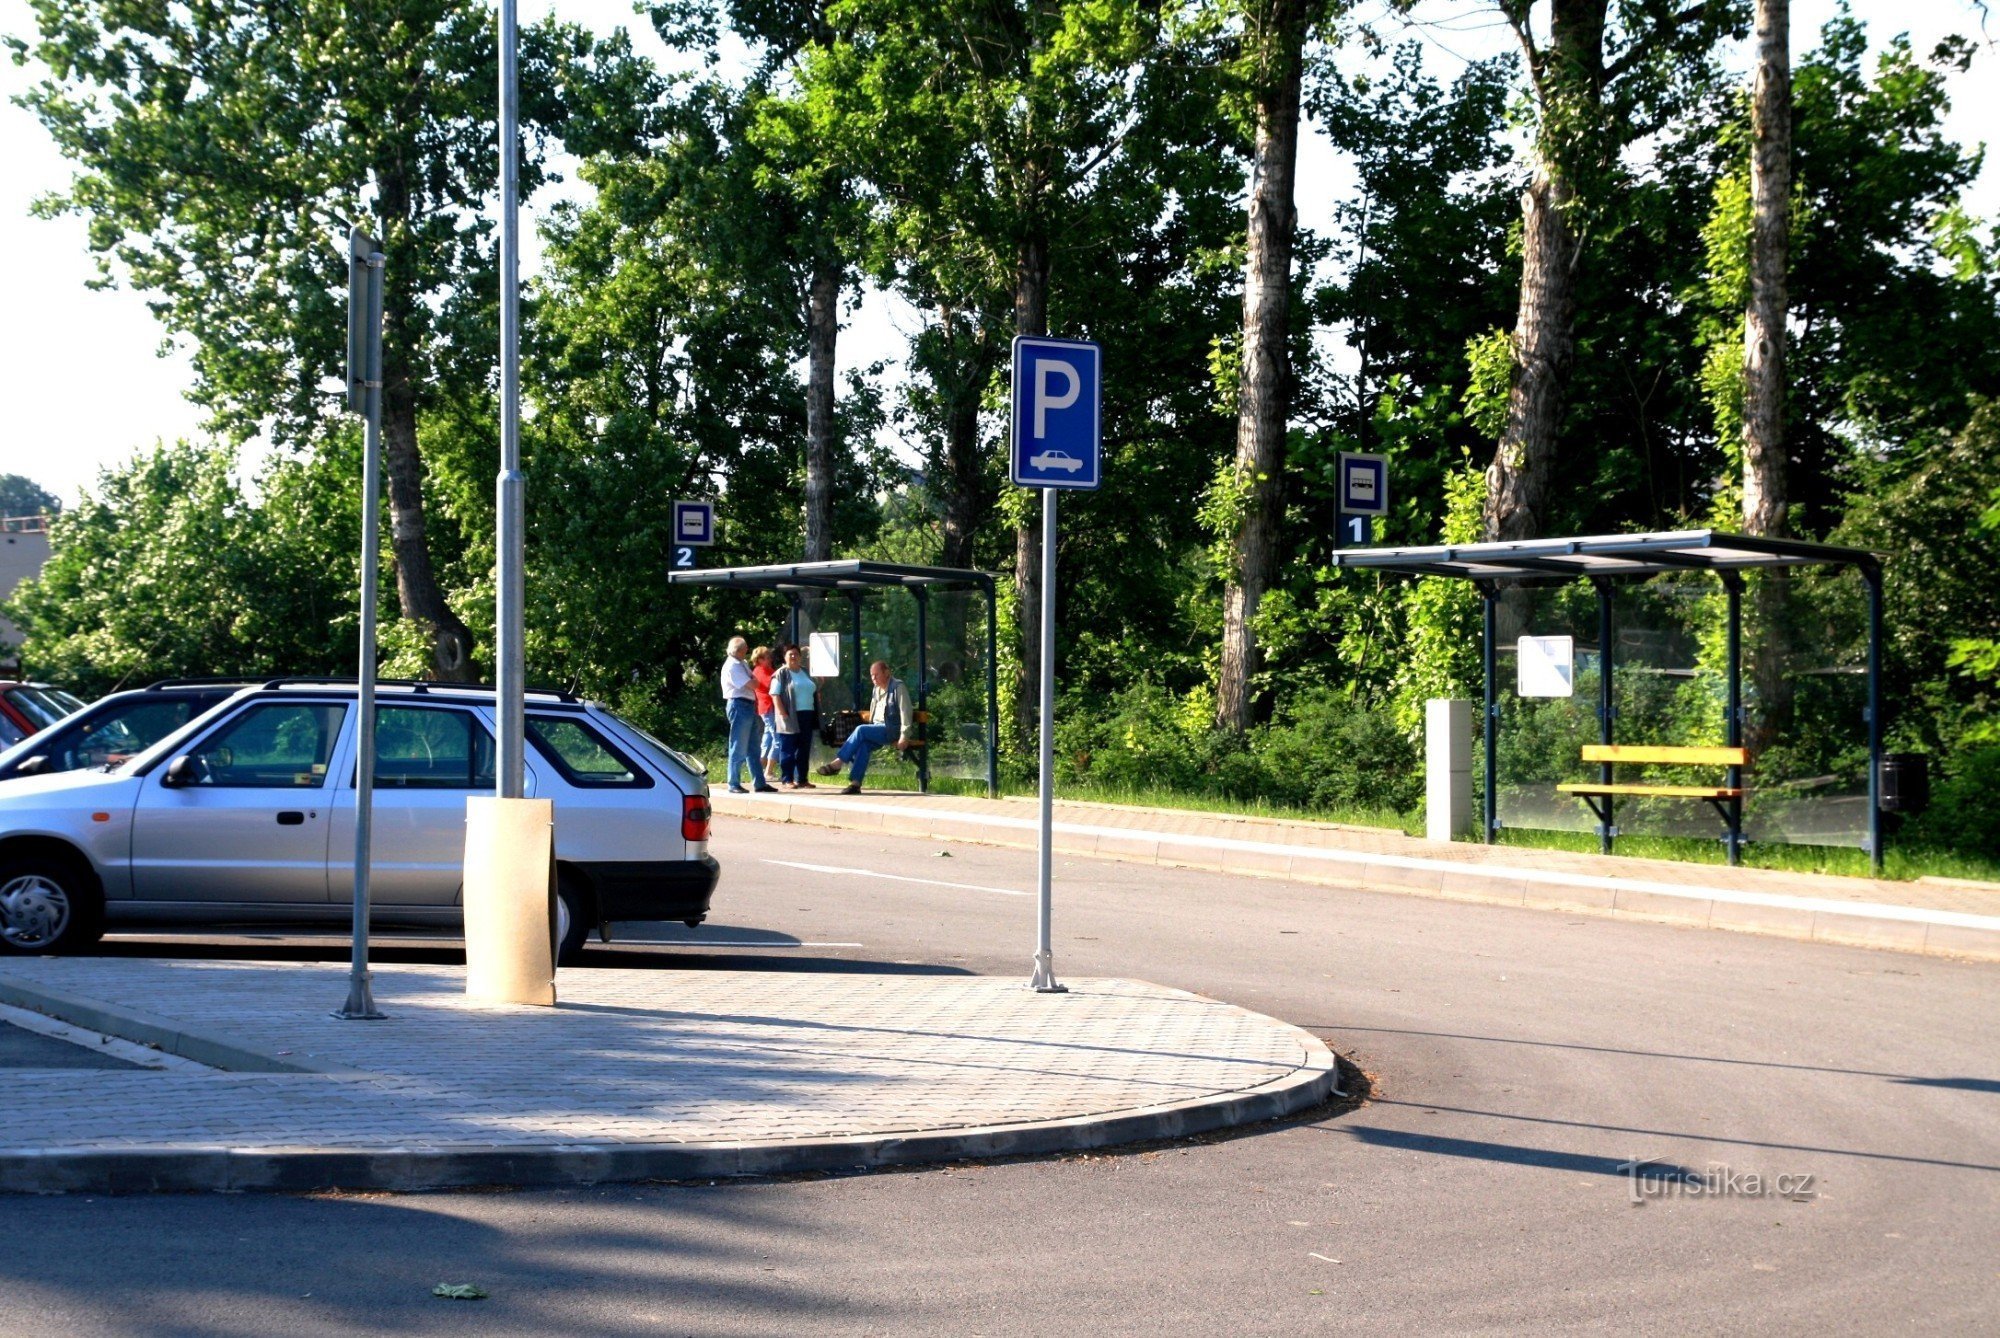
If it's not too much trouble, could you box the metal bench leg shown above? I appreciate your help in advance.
[1705,796,1743,866]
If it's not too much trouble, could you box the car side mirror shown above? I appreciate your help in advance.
[162,755,197,788]
[15,754,48,776]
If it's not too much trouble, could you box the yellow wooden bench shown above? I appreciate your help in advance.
[1557,744,1748,859]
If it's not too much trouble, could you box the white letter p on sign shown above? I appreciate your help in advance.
[1033,359,1080,438]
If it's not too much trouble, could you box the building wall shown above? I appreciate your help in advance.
[0,527,52,666]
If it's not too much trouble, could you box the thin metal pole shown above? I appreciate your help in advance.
[1482,585,1498,844]
[849,592,865,710]
[338,241,386,1021]
[1031,490,1064,992]
[1725,575,1744,866]
[1596,579,1615,855]
[493,0,525,799]
[1866,564,1883,872]
[914,586,930,795]
[985,578,1000,798]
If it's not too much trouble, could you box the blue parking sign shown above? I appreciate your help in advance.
[1011,335,1101,490]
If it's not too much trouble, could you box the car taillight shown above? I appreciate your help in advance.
[681,794,711,842]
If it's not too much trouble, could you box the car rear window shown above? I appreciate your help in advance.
[372,706,496,789]
[525,715,652,788]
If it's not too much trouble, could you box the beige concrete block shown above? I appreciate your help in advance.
[1812,914,1932,954]
[1921,922,2000,962]
[1612,888,1712,926]
[1156,841,1229,873]
[1706,899,1819,942]
[1522,880,1618,913]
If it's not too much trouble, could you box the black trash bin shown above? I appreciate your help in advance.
[1879,753,1930,814]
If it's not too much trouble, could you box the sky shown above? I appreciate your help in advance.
[0,0,1992,508]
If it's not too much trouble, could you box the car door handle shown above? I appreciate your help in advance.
[276,811,306,826]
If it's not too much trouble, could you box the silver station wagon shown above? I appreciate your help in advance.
[0,680,717,961]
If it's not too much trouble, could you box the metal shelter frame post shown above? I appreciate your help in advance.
[1723,573,1745,866]
[1481,584,1498,845]
[1594,578,1615,855]
[1864,561,1884,872]
[787,596,801,648]
[984,577,1001,799]
[847,592,865,711]
[914,585,930,795]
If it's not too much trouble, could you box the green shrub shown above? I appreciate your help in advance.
[1902,745,2000,860]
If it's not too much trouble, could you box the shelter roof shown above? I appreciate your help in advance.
[666,559,996,594]
[1325,529,1880,583]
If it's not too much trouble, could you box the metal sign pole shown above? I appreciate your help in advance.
[337,229,386,1020]
[494,0,525,800]
[1030,487,1065,993]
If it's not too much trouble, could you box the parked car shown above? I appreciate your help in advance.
[0,682,87,750]
[0,679,255,782]
[0,679,717,962]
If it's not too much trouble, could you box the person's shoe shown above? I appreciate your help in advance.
[796,780,817,789]
[727,785,748,794]
[816,762,841,776]
[753,783,779,793]
[840,782,862,795]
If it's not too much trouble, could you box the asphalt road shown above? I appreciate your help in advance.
[3,818,1996,1335]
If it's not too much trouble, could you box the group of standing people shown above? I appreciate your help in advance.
[719,637,914,796]
[718,636,820,793]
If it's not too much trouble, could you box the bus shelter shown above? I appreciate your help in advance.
[667,560,1000,797]
[1328,530,1886,869]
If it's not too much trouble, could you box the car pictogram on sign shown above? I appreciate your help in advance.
[1027,450,1083,474]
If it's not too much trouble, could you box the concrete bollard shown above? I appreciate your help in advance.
[462,796,557,1006]
[1426,699,1473,843]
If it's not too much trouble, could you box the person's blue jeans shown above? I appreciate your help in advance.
[838,723,891,784]
[725,698,758,788]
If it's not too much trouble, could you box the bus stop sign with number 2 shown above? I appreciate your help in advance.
[672,499,714,570]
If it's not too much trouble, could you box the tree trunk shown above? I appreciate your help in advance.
[1215,0,1306,733]
[939,387,983,570]
[1743,0,1789,538]
[1012,233,1050,741]
[803,254,841,561]
[1482,0,1606,543]
[373,168,473,681]
[1482,166,1578,541]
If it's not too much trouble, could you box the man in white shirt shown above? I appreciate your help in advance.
[719,635,769,793]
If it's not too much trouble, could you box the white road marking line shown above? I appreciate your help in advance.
[763,858,1030,897]
[0,1001,215,1072]
[617,939,866,949]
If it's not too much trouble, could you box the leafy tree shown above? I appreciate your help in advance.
[0,476,60,519]
[11,0,661,678]
[4,443,361,691]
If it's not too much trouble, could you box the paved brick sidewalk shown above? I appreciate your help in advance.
[711,789,2000,961]
[0,960,1334,1194]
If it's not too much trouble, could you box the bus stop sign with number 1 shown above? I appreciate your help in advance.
[1338,452,1387,545]
[1010,336,1102,490]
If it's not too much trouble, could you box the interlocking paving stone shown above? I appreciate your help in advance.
[0,961,1328,1162]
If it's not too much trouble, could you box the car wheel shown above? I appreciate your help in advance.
[554,874,591,967]
[0,855,104,956]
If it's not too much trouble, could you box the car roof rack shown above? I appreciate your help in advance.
[258,676,582,704]
[143,678,261,690]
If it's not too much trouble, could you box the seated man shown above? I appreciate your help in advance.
[818,659,912,794]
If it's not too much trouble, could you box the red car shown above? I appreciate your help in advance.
[0,682,87,750]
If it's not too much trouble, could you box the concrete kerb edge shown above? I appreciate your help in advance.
[0,974,371,1077]
[714,796,2000,962]
[0,1035,1339,1195]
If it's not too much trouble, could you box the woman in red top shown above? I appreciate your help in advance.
[750,645,780,789]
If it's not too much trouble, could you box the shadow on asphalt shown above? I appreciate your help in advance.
[82,933,973,977]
